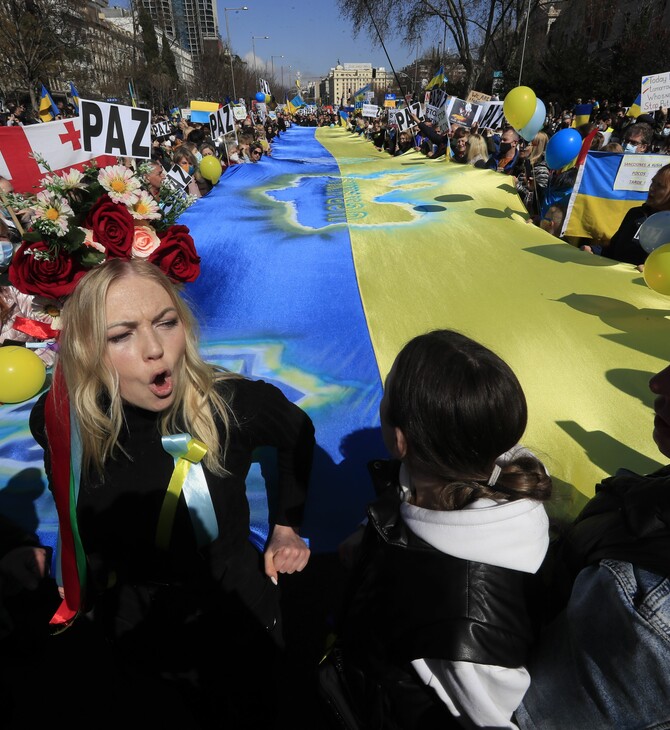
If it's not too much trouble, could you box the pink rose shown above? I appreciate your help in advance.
[131,224,161,259]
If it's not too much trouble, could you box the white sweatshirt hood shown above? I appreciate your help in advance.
[398,465,550,574]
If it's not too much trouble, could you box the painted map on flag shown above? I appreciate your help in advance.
[0,127,667,558]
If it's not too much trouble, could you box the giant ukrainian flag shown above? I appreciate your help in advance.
[0,127,666,558]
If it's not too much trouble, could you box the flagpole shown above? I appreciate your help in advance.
[518,0,532,86]
[361,0,408,103]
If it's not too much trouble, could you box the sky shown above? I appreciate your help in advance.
[111,0,434,84]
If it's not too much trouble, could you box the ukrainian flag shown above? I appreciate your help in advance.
[190,99,220,123]
[572,103,593,127]
[285,97,297,115]
[424,66,445,91]
[290,95,305,109]
[69,82,80,114]
[128,80,138,108]
[627,93,642,118]
[563,151,649,241]
[39,83,59,123]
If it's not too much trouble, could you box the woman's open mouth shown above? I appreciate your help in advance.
[148,369,173,398]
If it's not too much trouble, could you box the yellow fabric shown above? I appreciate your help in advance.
[190,100,220,112]
[317,127,666,523]
[565,194,642,242]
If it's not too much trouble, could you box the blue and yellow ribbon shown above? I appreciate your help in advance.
[156,433,218,550]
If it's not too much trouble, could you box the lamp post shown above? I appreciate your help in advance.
[251,35,269,84]
[271,54,284,80]
[224,6,248,104]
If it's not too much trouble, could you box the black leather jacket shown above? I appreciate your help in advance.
[338,460,540,730]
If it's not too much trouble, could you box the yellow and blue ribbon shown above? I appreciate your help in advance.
[156,433,218,550]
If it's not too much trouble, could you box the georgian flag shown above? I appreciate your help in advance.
[0,117,117,193]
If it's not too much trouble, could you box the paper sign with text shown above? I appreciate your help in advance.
[151,121,171,139]
[641,72,670,113]
[80,99,152,159]
[209,104,236,139]
[614,154,669,192]
[395,102,424,132]
[362,103,380,118]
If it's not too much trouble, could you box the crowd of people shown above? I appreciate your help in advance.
[344,97,670,271]
[1,92,670,729]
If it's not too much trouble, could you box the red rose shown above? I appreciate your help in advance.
[8,240,89,298]
[84,193,134,258]
[149,225,200,283]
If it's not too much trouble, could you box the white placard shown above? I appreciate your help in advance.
[641,72,670,113]
[436,105,450,131]
[80,99,152,159]
[613,154,669,192]
[424,103,439,123]
[209,104,236,139]
[362,103,379,118]
[476,101,506,131]
[151,121,171,139]
[232,104,248,121]
[165,163,193,192]
[395,102,424,132]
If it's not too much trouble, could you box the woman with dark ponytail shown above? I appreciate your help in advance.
[322,329,552,730]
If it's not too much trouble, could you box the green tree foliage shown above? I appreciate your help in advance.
[161,31,179,83]
[138,1,160,67]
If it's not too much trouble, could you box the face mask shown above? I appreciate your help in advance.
[188,165,195,175]
[663,128,670,137]
[499,141,512,155]
[229,153,240,162]
[195,151,203,163]
[624,142,638,153]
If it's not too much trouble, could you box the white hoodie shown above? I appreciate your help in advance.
[398,464,550,730]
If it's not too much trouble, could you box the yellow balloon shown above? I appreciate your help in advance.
[643,243,670,295]
[0,346,47,403]
[199,155,221,182]
[503,86,537,130]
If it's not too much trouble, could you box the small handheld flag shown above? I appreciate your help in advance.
[39,83,59,123]
[69,82,80,114]
[424,66,445,91]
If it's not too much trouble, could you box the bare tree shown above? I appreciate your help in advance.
[337,0,542,94]
[0,0,87,109]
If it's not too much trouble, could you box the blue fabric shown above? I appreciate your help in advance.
[178,126,383,551]
[516,560,670,729]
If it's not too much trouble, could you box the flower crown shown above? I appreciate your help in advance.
[7,159,201,305]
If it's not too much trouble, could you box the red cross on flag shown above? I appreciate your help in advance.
[0,117,117,193]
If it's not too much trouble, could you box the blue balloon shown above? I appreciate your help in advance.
[546,128,582,170]
[517,98,546,142]
[255,91,265,103]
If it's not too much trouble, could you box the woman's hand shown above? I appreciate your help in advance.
[264,524,310,584]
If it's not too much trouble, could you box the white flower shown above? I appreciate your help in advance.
[31,296,64,331]
[42,168,86,195]
[31,191,74,236]
[98,164,141,204]
[79,227,106,253]
[128,190,162,221]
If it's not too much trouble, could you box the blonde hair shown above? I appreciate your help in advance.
[466,133,488,163]
[57,259,241,476]
[529,131,548,164]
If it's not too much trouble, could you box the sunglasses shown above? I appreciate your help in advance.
[251,150,262,155]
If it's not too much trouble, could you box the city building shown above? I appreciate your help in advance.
[323,63,395,107]
[133,0,222,62]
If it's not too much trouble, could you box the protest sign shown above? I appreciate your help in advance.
[80,99,151,159]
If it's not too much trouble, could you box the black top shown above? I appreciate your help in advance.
[603,203,652,266]
[30,377,314,589]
